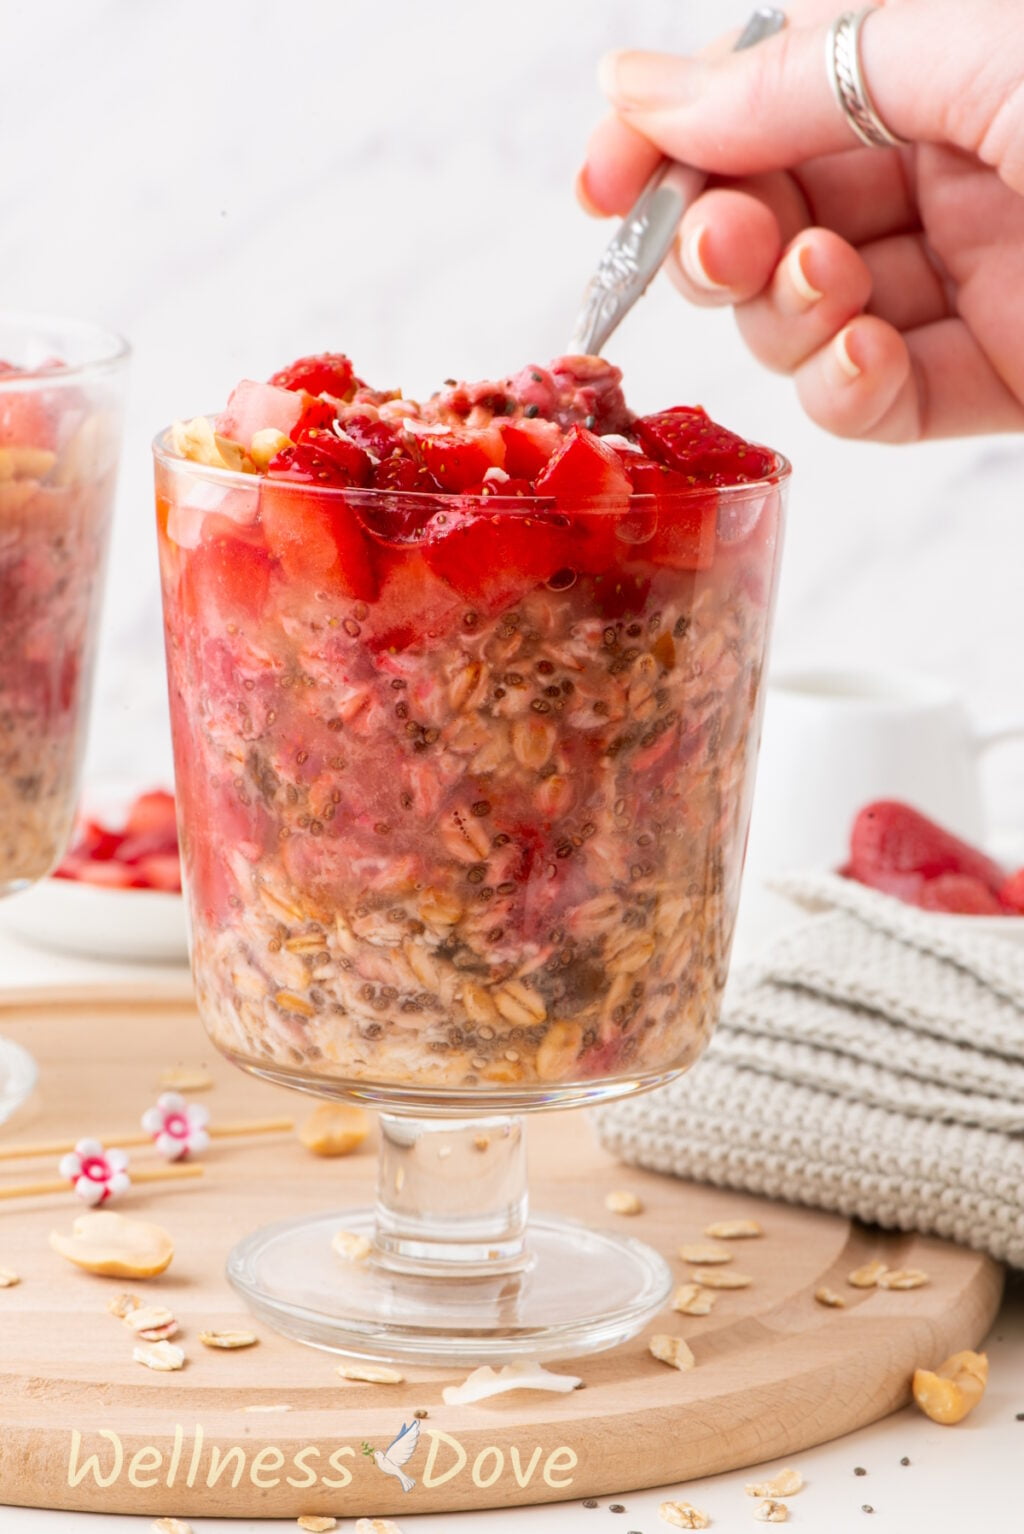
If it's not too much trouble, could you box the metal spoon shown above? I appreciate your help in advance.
[569,7,788,356]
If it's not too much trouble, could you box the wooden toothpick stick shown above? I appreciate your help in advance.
[0,1117,294,1163]
[0,1163,203,1201]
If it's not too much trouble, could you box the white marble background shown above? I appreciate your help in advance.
[2,0,1022,833]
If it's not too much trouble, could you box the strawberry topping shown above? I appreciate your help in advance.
[635,406,775,485]
[269,352,360,400]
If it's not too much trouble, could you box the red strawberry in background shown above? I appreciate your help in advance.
[846,800,1007,902]
[999,869,1024,913]
[635,406,775,485]
[269,352,360,400]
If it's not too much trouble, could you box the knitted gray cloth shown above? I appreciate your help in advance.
[597,874,1024,1268]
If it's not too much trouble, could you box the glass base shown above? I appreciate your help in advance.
[227,1207,671,1367]
[0,1035,37,1126]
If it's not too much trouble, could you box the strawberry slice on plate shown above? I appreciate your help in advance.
[915,873,1006,915]
[848,800,1006,897]
[999,869,1024,913]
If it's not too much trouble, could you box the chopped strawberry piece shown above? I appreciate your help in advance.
[413,428,505,492]
[619,453,717,570]
[420,503,574,609]
[848,801,1006,896]
[260,480,376,600]
[635,406,775,485]
[999,869,1024,913]
[184,523,272,621]
[217,380,304,446]
[341,412,408,461]
[292,393,338,437]
[269,352,360,400]
[916,873,1006,915]
[267,428,372,488]
[535,426,631,574]
[371,455,438,493]
[72,818,124,862]
[499,418,562,478]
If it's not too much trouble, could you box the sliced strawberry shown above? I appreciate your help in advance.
[635,406,775,485]
[217,380,304,446]
[916,873,1006,915]
[125,789,178,840]
[999,869,1024,913]
[133,853,183,893]
[71,818,124,862]
[267,428,372,488]
[269,352,359,400]
[534,425,631,574]
[848,801,1006,895]
[63,858,136,889]
[413,427,505,492]
[259,480,376,600]
[341,412,408,461]
[620,453,717,570]
[499,418,562,478]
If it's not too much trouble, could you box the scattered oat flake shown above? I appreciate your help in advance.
[877,1268,929,1290]
[123,1306,177,1338]
[442,1361,581,1405]
[692,1268,752,1289]
[331,1228,372,1263]
[659,1500,710,1528]
[705,1219,763,1239]
[297,1519,338,1532]
[815,1286,846,1308]
[152,1520,193,1534]
[679,1242,732,1265]
[299,1102,370,1157]
[134,1340,185,1372]
[159,1066,214,1092]
[199,1329,258,1349]
[355,1521,403,1534]
[672,1283,715,1316]
[0,1267,20,1287]
[753,1500,788,1522]
[912,1349,988,1424]
[605,1189,644,1215]
[337,1362,404,1384]
[649,1334,695,1372]
[746,1468,803,1498]
[848,1259,888,1288]
[108,1291,141,1318]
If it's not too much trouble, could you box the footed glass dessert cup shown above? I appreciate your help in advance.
[0,314,127,1123]
[154,391,788,1364]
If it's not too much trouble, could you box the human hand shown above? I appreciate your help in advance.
[578,0,1024,441]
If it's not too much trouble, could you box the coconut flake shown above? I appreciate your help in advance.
[441,1361,581,1406]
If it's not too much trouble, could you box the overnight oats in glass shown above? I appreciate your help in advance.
[0,315,127,1124]
[155,350,788,1361]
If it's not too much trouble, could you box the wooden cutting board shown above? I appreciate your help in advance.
[0,986,1003,1519]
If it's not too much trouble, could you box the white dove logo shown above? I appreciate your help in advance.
[361,1419,421,1493]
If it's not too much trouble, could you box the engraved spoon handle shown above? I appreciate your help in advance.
[569,8,788,357]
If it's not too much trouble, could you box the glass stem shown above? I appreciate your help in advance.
[373,1113,530,1279]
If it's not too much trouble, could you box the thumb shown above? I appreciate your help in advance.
[599,3,1012,177]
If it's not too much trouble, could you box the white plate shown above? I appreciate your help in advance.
[1,877,190,964]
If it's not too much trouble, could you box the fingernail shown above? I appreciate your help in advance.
[782,241,824,310]
[833,324,862,380]
[680,224,731,294]
[598,49,687,109]
[575,167,604,219]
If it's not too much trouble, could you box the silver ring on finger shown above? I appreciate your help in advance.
[826,8,908,149]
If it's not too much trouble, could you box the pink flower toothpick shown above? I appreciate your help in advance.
[59,1139,131,1205]
[142,1092,210,1161]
